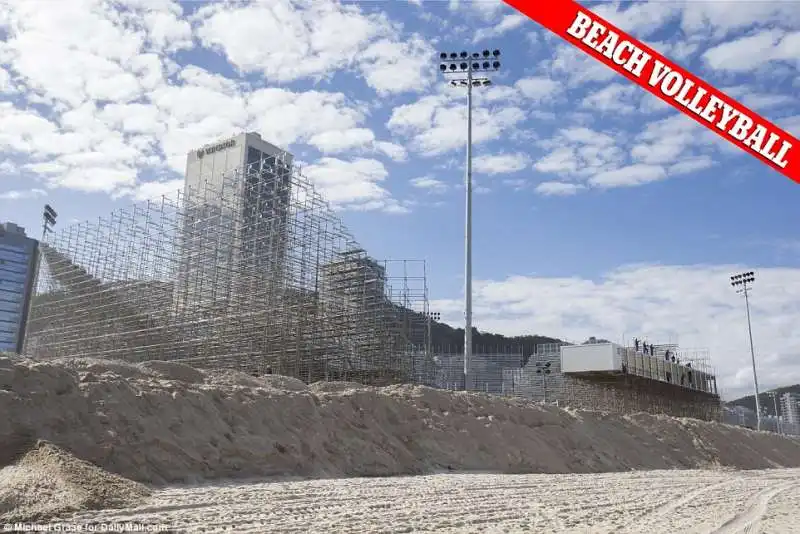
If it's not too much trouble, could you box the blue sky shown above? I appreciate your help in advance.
[1,0,799,398]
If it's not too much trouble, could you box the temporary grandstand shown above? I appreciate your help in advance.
[24,151,431,386]
[497,341,721,420]
[21,133,722,421]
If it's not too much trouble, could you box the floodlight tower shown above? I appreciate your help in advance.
[535,360,552,403]
[730,271,761,431]
[42,204,57,240]
[436,48,501,391]
[23,204,58,355]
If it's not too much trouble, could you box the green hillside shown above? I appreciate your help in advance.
[729,385,800,416]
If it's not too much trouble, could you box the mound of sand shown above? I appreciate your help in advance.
[0,440,150,522]
[2,356,800,489]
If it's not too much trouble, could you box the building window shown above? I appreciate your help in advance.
[247,148,263,171]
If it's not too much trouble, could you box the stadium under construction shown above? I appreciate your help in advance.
[22,132,721,421]
[24,133,432,385]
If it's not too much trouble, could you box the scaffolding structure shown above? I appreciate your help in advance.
[514,343,720,421]
[25,154,431,385]
[455,341,722,421]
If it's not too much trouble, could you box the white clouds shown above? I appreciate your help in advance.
[533,99,727,193]
[669,156,715,176]
[592,2,680,38]
[387,95,526,156]
[473,14,527,43]
[478,85,521,104]
[99,103,163,136]
[0,188,46,200]
[302,157,398,212]
[0,66,13,93]
[535,181,584,196]
[308,129,376,153]
[196,0,433,95]
[778,115,800,136]
[247,88,364,144]
[703,29,800,72]
[0,0,414,209]
[738,92,794,112]
[534,147,578,175]
[178,65,239,94]
[430,265,800,398]
[681,1,800,38]
[581,83,637,114]
[0,0,796,216]
[55,166,138,193]
[560,127,615,147]
[630,141,687,166]
[357,35,436,95]
[515,76,560,102]
[195,1,381,82]
[141,9,192,53]
[410,176,448,193]
[307,129,409,162]
[0,104,65,156]
[473,153,530,175]
[703,30,781,72]
[0,0,188,197]
[547,44,617,87]
[534,127,623,182]
[2,0,152,106]
[123,179,184,202]
[0,160,16,175]
[589,164,667,189]
[373,142,408,162]
[387,95,442,133]
[634,111,725,175]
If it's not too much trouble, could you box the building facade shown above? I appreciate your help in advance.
[781,392,800,425]
[176,132,294,312]
[0,222,39,353]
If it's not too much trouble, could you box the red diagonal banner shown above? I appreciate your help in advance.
[503,0,800,185]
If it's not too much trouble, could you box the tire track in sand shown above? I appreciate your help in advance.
[709,479,797,534]
[613,479,731,533]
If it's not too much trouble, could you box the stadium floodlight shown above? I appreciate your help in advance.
[43,204,57,239]
[24,203,58,354]
[436,47,501,391]
[731,271,761,431]
[535,361,551,403]
[424,311,441,361]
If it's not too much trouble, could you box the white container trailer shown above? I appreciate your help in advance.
[560,342,626,374]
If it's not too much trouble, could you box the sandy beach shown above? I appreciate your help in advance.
[61,468,800,533]
[3,357,800,532]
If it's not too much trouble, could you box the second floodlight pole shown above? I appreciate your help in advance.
[743,281,761,430]
[464,61,473,392]
[731,271,761,431]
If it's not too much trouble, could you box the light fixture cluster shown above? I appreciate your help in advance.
[730,271,755,287]
[43,204,58,235]
[448,79,492,87]
[438,49,501,74]
[425,311,442,321]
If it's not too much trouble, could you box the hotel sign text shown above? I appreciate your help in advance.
[197,139,236,158]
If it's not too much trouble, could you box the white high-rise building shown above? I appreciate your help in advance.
[184,132,293,192]
[781,392,800,425]
[176,133,294,312]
